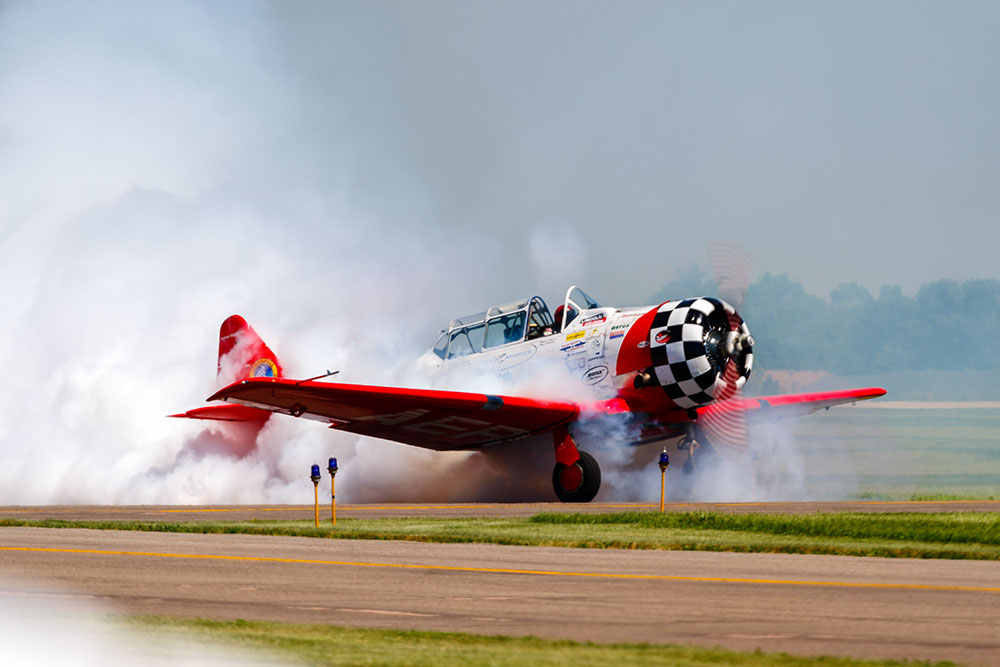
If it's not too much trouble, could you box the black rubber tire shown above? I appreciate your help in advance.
[552,450,601,503]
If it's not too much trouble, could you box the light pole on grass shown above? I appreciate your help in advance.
[658,449,670,513]
[328,457,338,525]
[310,464,321,527]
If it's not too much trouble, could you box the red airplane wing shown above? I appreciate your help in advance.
[208,378,580,450]
[696,387,887,424]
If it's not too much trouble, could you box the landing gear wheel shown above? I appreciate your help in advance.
[552,450,601,503]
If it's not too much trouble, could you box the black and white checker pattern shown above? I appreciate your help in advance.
[648,297,753,409]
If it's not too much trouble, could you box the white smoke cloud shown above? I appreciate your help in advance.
[0,2,533,504]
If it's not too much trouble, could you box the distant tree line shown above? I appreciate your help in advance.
[650,267,1000,375]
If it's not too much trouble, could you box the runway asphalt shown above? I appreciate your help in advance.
[1,499,998,521]
[1,525,998,665]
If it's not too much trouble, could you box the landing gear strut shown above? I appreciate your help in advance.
[678,424,721,477]
[678,436,700,475]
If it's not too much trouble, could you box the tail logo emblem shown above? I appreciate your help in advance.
[249,359,278,378]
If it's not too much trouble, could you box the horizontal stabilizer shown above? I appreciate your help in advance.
[171,314,283,424]
[168,404,272,423]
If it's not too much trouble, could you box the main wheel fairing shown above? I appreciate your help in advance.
[552,450,601,502]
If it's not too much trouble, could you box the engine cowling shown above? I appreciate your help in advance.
[639,297,753,409]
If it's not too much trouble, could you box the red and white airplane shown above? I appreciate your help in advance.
[173,285,885,502]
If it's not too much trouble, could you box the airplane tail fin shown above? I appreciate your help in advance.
[217,314,284,385]
[169,314,281,423]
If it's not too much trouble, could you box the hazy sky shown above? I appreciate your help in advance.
[279,1,1000,301]
[0,1,997,503]
[5,2,997,305]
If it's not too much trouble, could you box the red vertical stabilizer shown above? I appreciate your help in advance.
[217,314,284,386]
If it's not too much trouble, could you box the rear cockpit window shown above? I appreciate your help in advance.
[484,311,526,348]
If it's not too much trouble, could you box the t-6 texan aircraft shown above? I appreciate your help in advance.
[173,283,886,502]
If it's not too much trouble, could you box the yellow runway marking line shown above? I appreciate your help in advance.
[2,546,998,594]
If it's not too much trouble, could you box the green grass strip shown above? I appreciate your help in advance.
[122,615,957,667]
[3,512,999,560]
[528,511,1000,545]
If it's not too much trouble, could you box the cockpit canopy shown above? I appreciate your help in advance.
[428,286,602,361]
[556,286,600,331]
[431,296,555,360]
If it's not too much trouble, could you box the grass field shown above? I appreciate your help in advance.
[123,616,958,667]
[5,510,998,559]
[785,407,999,499]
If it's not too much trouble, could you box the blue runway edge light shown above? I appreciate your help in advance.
[310,464,321,482]
[659,451,670,468]
[328,457,338,474]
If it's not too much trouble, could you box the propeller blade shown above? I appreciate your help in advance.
[708,240,754,312]
[702,241,754,452]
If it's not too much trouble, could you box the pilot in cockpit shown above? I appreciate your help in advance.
[552,304,578,333]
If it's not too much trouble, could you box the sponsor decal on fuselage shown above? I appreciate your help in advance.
[564,331,584,341]
[565,353,586,370]
[582,365,609,384]
[494,345,536,368]
[580,313,606,327]
[610,330,625,340]
[560,340,586,353]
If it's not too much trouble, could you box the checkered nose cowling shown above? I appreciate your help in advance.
[647,297,753,409]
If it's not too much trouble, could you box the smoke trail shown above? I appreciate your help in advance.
[0,2,538,504]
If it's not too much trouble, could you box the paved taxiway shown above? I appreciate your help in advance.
[1,526,998,665]
[1,499,998,521]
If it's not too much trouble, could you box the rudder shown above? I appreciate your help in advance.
[217,314,284,386]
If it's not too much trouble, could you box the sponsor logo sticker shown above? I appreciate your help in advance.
[580,314,606,327]
[560,341,586,353]
[610,330,625,340]
[582,365,609,384]
[495,346,535,367]
[564,331,584,341]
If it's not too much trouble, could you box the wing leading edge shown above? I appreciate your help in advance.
[208,378,579,450]
[207,379,885,451]
[696,387,887,424]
